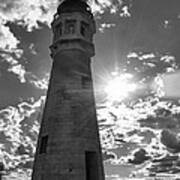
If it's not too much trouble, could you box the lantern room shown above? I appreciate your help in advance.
[50,0,96,57]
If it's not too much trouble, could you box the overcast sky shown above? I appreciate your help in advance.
[1,0,180,179]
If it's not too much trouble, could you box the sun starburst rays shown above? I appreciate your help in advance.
[105,73,137,102]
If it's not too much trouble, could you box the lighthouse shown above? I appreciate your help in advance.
[31,0,105,180]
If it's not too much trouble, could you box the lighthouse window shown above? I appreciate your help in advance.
[39,135,48,154]
[57,22,62,36]
[81,21,89,37]
[85,151,99,180]
[65,20,76,34]
[54,23,62,40]
[81,76,91,88]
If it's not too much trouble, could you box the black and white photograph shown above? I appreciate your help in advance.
[0,0,180,179]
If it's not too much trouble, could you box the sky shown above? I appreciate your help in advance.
[1,0,180,179]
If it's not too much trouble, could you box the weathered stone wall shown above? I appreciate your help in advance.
[31,50,105,180]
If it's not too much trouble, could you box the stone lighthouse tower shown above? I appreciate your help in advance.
[31,0,105,180]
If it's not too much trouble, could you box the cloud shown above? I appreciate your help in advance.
[125,52,178,99]
[0,53,26,83]
[105,174,121,180]
[120,6,131,17]
[0,0,57,85]
[0,23,25,83]
[0,96,45,171]
[0,53,49,89]
[1,0,180,178]
[3,170,31,180]
[161,129,180,151]
[0,0,58,31]
[89,0,123,14]
[0,22,20,51]
[159,71,180,98]
[0,0,127,85]
[99,23,116,33]
[127,52,177,77]
[97,93,180,176]
[149,154,180,175]
[26,73,49,90]
[0,0,125,32]
[29,43,37,55]
[0,0,123,86]
[8,64,26,83]
[128,148,150,164]
[0,19,26,82]
[103,150,117,161]
[0,14,27,83]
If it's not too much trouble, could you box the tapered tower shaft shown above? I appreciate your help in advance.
[32,0,105,180]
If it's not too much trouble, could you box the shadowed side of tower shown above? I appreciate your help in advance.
[31,0,105,180]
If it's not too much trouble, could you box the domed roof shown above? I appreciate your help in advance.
[57,0,92,16]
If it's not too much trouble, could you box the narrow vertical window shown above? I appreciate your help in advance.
[55,22,62,40]
[65,20,76,34]
[81,76,91,88]
[81,21,89,37]
[85,151,99,180]
[58,22,62,36]
[39,135,48,154]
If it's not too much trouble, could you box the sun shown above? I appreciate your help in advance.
[105,73,137,101]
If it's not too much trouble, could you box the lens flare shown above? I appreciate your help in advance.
[105,73,137,101]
